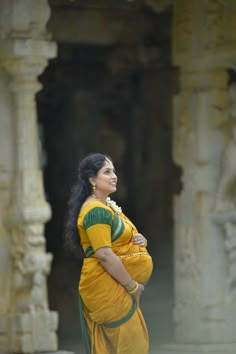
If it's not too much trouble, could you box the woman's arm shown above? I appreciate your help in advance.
[95,247,144,297]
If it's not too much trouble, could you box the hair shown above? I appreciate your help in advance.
[64,152,112,259]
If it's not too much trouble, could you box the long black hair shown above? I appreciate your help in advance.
[65,153,112,259]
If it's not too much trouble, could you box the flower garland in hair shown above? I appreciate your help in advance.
[106,197,122,213]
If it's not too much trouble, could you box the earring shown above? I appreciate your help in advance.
[92,182,96,193]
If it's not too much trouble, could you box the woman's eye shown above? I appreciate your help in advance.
[104,169,116,175]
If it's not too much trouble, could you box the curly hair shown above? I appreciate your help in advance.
[64,152,112,259]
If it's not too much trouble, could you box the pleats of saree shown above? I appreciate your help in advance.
[79,294,149,354]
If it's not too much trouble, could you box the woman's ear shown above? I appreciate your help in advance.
[89,177,94,185]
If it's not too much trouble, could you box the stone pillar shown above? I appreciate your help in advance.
[160,0,236,353]
[164,68,236,354]
[0,1,57,353]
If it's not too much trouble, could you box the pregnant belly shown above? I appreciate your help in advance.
[120,252,153,284]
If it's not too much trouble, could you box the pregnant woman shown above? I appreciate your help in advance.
[65,153,153,354]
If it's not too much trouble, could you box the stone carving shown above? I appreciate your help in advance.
[224,222,236,303]
[199,1,236,55]
[215,83,236,211]
[175,227,199,290]
[173,92,193,165]
[9,0,51,38]
[10,232,58,352]
[213,83,236,304]
[203,1,225,52]
[13,246,52,311]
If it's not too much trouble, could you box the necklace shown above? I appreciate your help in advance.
[91,194,122,213]
[106,197,122,213]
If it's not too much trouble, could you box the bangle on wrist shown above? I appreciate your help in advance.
[124,279,133,289]
[124,279,135,292]
[128,282,139,294]
[124,279,137,292]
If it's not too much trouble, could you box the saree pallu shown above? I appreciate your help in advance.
[77,201,153,354]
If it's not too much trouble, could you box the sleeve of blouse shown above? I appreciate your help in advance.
[83,206,113,251]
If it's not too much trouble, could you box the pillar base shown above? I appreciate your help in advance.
[7,309,58,353]
[157,343,236,354]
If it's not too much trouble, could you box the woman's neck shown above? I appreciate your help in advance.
[91,193,107,205]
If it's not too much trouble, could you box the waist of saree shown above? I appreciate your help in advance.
[119,251,149,259]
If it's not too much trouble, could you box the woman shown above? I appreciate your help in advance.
[65,153,153,354]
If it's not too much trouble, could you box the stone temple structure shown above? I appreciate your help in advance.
[0,1,236,353]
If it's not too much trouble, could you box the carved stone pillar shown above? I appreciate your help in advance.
[0,1,57,353]
[160,0,236,353]
[162,68,236,354]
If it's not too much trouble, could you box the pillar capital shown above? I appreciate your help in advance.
[173,0,236,69]
[0,0,52,40]
[1,57,47,94]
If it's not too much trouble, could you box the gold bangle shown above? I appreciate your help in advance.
[124,279,133,288]
[124,279,136,292]
[128,282,139,294]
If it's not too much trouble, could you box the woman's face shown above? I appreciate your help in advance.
[92,159,117,196]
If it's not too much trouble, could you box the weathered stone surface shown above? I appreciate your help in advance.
[1,0,236,353]
[0,0,58,353]
[170,0,236,351]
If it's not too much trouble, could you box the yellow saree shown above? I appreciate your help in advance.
[77,201,153,354]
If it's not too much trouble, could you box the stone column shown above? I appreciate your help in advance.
[160,0,236,353]
[0,1,58,353]
[162,68,236,354]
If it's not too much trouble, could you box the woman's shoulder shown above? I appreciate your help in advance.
[78,201,113,227]
[80,200,110,214]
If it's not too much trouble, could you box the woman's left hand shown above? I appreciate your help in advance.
[133,233,147,247]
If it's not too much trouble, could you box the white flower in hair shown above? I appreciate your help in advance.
[106,197,122,213]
